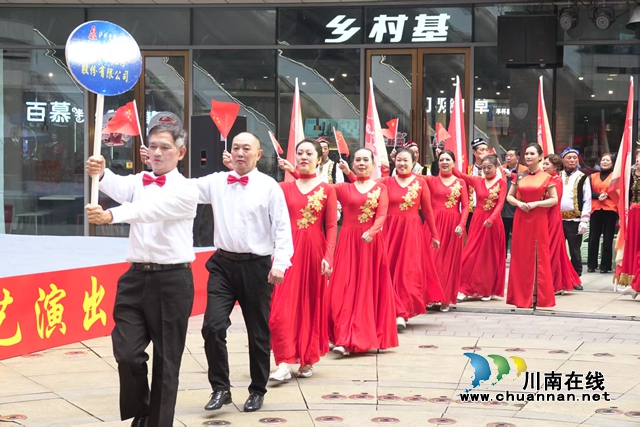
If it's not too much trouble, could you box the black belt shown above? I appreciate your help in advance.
[217,249,270,262]
[131,262,190,271]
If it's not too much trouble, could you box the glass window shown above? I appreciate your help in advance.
[194,9,275,45]
[278,8,363,45]
[473,46,554,158]
[0,8,84,46]
[365,6,472,44]
[87,9,190,46]
[193,50,277,177]
[2,49,85,236]
[278,49,361,165]
[557,45,640,167]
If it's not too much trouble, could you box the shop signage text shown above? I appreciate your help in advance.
[26,101,84,124]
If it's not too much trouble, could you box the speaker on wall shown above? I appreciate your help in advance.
[498,15,559,66]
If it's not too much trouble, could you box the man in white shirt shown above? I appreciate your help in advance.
[195,132,293,413]
[316,137,345,184]
[85,124,199,427]
[560,148,591,289]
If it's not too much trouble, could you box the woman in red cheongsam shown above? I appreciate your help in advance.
[423,150,468,311]
[542,154,581,295]
[506,143,559,308]
[269,139,337,381]
[453,154,507,301]
[345,148,443,330]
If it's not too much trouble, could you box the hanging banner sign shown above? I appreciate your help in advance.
[65,20,142,96]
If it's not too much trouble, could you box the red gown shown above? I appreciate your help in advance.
[380,176,443,321]
[270,182,338,367]
[454,172,507,298]
[618,173,640,287]
[547,174,581,292]
[423,175,469,305]
[327,182,398,353]
[506,171,556,308]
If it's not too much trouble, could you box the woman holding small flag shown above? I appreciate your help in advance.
[422,150,469,311]
[266,138,338,381]
[342,148,443,329]
[618,150,640,297]
[506,143,558,308]
[282,148,398,355]
[542,154,582,295]
[453,154,507,302]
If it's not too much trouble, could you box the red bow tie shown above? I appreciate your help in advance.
[142,174,166,187]
[227,175,249,186]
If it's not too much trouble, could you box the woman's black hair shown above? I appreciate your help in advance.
[395,148,416,163]
[482,154,500,168]
[545,153,564,172]
[438,149,456,162]
[526,142,543,156]
[353,147,376,164]
[296,138,322,159]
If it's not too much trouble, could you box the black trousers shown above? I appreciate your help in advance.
[112,267,194,426]
[563,221,583,276]
[202,252,273,396]
[588,210,619,271]
[503,217,514,255]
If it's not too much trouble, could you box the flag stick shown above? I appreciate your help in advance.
[224,136,227,153]
[90,94,104,205]
[132,99,145,148]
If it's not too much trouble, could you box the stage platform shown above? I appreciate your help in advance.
[0,235,215,360]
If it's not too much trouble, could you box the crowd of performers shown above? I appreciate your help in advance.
[267,137,640,382]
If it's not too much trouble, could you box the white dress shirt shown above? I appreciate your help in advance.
[194,168,294,272]
[100,168,199,264]
[560,169,592,222]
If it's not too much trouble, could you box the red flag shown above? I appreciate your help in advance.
[444,75,467,172]
[333,127,350,156]
[609,77,634,280]
[537,76,554,156]
[209,100,240,140]
[381,118,399,140]
[102,101,141,136]
[435,122,451,143]
[365,78,390,179]
[268,130,283,155]
[285,78,305,182]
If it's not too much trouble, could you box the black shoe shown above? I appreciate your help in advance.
[573,285,584,291]
[244,392,264,412]
[205,390,233,411]
[131,416,148,427]
[587,268,596,273]
[600,269,610,274]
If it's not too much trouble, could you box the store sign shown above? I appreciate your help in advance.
[422,98,511,115]
[25,101,84,124]
[326,12,450,44]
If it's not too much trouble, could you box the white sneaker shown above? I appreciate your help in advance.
[332,345,349,356]
[329,342,335,350]
[440,304,450,312]
[620,286,639,299]
[457,292,467,302]
[297,365,313,378]
[480,296,491,301]
[396,317,407,330]
[269,363,291,381]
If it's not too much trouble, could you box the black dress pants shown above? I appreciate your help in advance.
[202,251,273,396]
[503,217,514,255]
[588,210,619,271]
[112,267,194,427]
[563,221,583,276]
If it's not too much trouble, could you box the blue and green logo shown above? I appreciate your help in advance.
[463,353,528,392]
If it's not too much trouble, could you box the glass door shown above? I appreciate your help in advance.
[367,48,469,169]
[88,51,189,236]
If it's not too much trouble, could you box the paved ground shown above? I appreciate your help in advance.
[1,306,640,427]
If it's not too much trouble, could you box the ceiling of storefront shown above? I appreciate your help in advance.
[0,0,505,4]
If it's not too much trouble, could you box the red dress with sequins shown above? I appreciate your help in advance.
[507,171,556,308]
[423,175,469,305]
[453,172,507,298]
[327,182,398,353]
[380,176,443,321]
[547,174,581,292]
[270,182,338,366]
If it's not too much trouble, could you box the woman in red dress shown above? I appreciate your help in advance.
[423,150,469,311]
[269,139,338,381]
[453,154,507,301]
[506,143,559,308]
[619,151,640,297]
[326,148,398,355]
[542,154,582,295]
[344,148,442,329]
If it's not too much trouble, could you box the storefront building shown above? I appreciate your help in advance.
[1,1,638,237]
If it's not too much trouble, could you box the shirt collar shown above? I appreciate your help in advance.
[229,168,259,179]
[149,168,179,179]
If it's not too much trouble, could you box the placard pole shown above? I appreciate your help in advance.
[90,94,104,205]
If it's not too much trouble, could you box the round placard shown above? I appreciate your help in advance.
[66,21,142,96]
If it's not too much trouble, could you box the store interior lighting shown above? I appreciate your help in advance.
[592,6,615,30]
[559,5,579,31]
